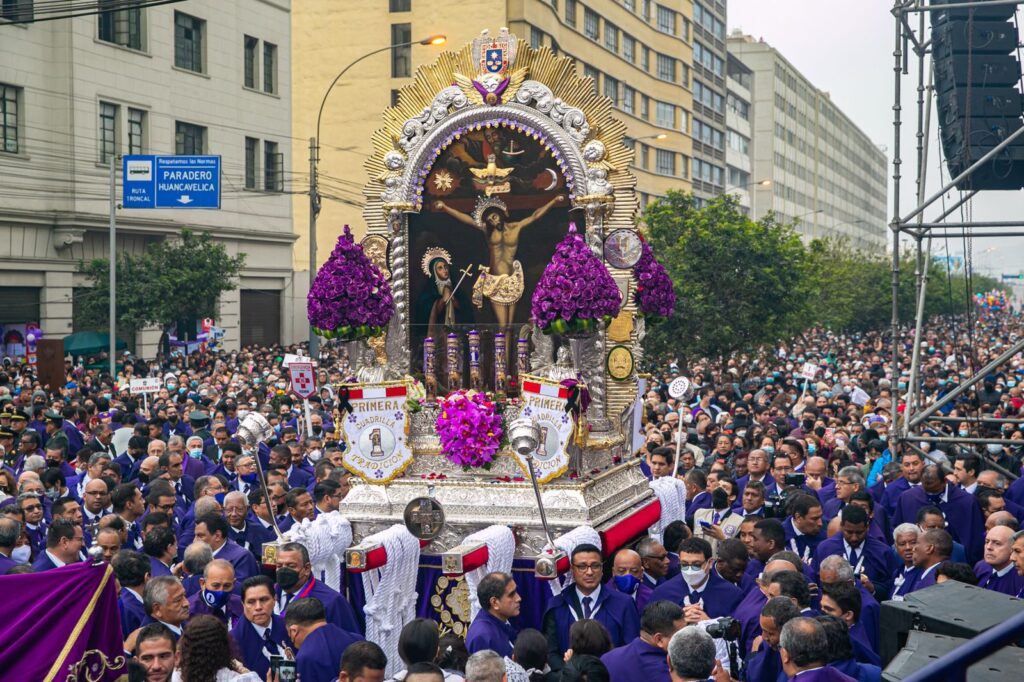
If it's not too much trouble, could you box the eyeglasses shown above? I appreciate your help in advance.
[644,553,669,562]
[679,562,706,570]
[572,563,602,573]
[22,504,42,511]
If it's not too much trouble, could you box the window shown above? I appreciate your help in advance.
[643,0,652,20]
[623,34,636,63]
[391,23,411,77]
[694,40,723,77]
[584,9,599,40]
[99,101,118,164]
[680,155,690,178]
[174,11,204,73]
[605,23,619,52]
[263,42,277,94]
[728,166,750,188]
[656,149,675,176]
[565,0,576,27]
[175,121,206,155]
[584,64,599,86]
[264,141,283,192]
[656,54,675,82]
[640,143,649,169]
[623,0,636,10]
[128,108,145,155]
[1,0,32,22]
[98,1,142,50]
[0,84,19,153]
[621,85,635,115]
[656,5,675,34]
[727,130,750,154]
[604,76,619,106]
[389,0,411,10]
[641,47,650,72]
[640,95,649,120]
[727,93,749,120]
[655,101,674,128]
[683,17,691,42]
[694,2,726,40]
[682,63,691,88]
[244,36,258,89]
[530,27,542,49]
[245,137,259,189]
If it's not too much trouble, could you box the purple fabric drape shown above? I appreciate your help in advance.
[0,561,126,681]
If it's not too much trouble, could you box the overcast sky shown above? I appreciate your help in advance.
[728,0,1023,281]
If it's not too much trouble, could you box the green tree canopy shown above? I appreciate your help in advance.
[77,229,246,338]
[642,191,815,365]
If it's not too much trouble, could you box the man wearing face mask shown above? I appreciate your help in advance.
[607,548,653,613]
[693,487,742,555]
[233,455,261,497]
[275,541,362,635]
[601,600,686,682]
[114,435,148,482]
[187,558,244,629]
[649,537,743,621]
[0,517,30,570]
[162,405,192,440]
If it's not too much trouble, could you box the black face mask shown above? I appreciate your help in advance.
[167,415,178,423]
[802,419,815,430]
[45,459,61,468]
[136,472,150,484]
[276,567,301,591]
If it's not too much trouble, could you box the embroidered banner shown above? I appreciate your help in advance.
[0,562,126,681]
[341,381,413,484]
[514,374,574,483]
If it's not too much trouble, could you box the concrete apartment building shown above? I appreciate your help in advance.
[689,0,728,207]
[724,52,755,214]
[728,33,888,251]
[292,0,698,271]
[0,1,301,354]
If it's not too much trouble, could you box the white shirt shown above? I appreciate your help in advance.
[990,562,1015,578]
[575,585,601,618]
[44,550,66,568]
[962,482,978,495]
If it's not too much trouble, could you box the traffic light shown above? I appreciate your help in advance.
[932,0,1024,190]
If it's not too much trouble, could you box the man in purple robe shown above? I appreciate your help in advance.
[186,558,245,629]
[906,528,953,595]
[601,600,685,682]
[894,464,985,563]
[819,582,878,667]
[665,624,719,682]
[232,575,295,680]
[465,571,520,657]
[138,575,191,643]
[143,526,177,578]
[818,555,879,652]
[880,452,925,516]
[31,518,82,572]
[286,597,363,682]
[193,511,259,582]
[734,520,791,657]
[736,449,775,497]
[746,596,802,682]
[974,525,1024,596]
[112,550,151,638]
[814,504,898,600]
[275,541,361,635]
[542,543,640,672]
[606,548,655,613]
[779,617,857,681]
[649,537,743,618]
[783,494,826,568]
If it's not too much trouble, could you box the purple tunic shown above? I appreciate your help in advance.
[213,539,260,582]
[648,569,743,618]
[294,622,363,682]
[893,484,985,562]
[542,587,640,670]
[601,637,672,682]
[813,534,899,600]
[732,583,768,657]
[786,667,857,682]
[465,609,515,657]
[783,517,827,565]
[187,590,245,630]
[230,614,294,680]
[119,589,148,637]
[973,561,1024,597]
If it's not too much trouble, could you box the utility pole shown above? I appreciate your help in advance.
[109,156,117,381]
[309,137,320,359]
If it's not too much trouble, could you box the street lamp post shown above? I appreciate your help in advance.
[308,34,446,359]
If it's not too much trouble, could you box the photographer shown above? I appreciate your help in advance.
[667,626,733,682]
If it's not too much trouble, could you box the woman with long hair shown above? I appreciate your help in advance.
[173,615,260,682]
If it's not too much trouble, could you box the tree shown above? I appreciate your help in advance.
[642,192,816,365]
[77,229,246,339]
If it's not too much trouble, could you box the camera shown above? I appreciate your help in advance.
[784,473,806,487]
[705,616,740,641]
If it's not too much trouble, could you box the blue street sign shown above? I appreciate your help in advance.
[122,155,221,209]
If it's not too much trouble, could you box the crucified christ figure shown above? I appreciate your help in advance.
[433,194,567,326]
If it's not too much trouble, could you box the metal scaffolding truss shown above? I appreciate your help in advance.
[890,0,1024,475]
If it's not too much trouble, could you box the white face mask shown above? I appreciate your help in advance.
[11,545,31,564]
[681,566,708,587]
[308,449,322,462]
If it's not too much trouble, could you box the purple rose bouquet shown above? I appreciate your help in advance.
[632,237,675,322]
[531,223,621,335]
[435,390,504,469]
[307,225,393,340]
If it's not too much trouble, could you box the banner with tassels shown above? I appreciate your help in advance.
[339,381,413,484]
[514,375,576,483]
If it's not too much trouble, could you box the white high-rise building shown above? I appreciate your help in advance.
[729,33,888,251]
[0,2,302,353]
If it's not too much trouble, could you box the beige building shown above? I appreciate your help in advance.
[0,1,303,353]
[728,33,888,251]
[292,0,697,272]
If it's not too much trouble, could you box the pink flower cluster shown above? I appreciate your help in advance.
[531,223,621,333]
[307,225,393,340]
[435,390,504,469]
[632,237,675,320]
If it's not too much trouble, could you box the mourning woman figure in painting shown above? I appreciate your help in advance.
[416,247,474,344]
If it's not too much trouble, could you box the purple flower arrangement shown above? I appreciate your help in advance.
[435,390,504,469]
[531,223,621,335]
[632,237,675,322]
[307,225,393,341]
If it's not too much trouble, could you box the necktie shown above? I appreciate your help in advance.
[282,592,293,610]
[262,629,277,658]
[712,512,720,525]
[848,548,859,569]
[582,596,593,619]
[927,493,943,506]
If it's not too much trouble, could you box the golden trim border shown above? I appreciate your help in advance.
[45,563,114,682]
[338,380,416,485]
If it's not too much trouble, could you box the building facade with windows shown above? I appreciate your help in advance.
[689,0,728,205]
[728,34,888,251]
[292,0,697,270]
[724,53,754,213]
[0,1,301,352]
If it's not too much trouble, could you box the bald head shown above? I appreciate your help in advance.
[139,456,160,475]
[986,510,1019,531]
[764,558,800,575]
[985,525,1015,569]
[921,465,945,492]
[804,456,827,478]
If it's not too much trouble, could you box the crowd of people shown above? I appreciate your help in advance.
[1,308,1023,682]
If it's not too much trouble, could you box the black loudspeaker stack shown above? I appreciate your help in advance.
[931,0,1024,190]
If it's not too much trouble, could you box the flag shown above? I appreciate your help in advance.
[0,562,126,681]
